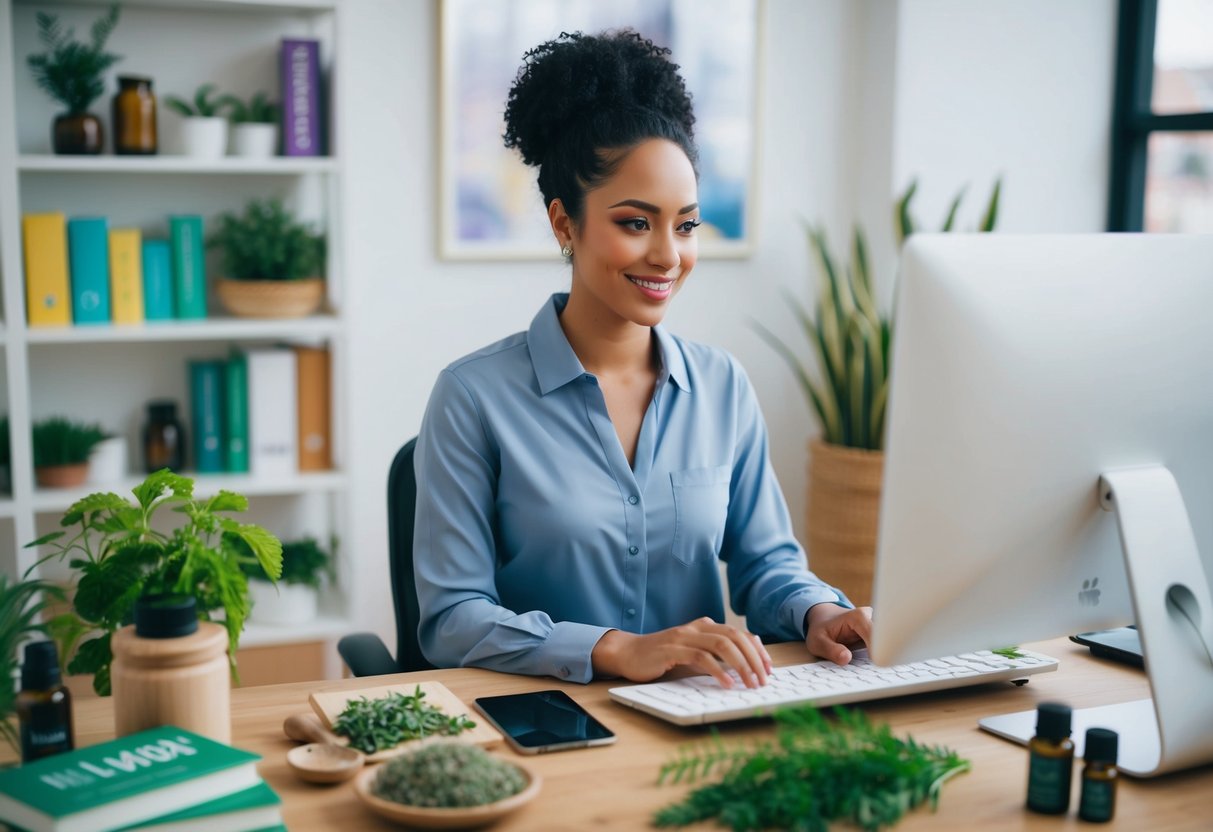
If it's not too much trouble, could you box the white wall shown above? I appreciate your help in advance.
[338,0,1119,656]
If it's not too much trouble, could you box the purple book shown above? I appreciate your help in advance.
[280,38,322,156]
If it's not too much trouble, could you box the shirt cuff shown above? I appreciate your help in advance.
[784,588,852,640]
[540,621,613,684]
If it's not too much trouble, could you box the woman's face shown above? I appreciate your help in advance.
[561,138,700,330]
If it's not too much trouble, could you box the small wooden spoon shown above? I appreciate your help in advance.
[283,712,365,784]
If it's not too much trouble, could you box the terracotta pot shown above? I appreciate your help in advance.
[53,113,103,155]
[805,440,883,606]
[35,463,90,489]
[216,277,324,319]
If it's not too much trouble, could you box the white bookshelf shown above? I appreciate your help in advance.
[0,0,352,674]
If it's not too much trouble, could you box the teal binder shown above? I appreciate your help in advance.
[189,360,224,473]
[141,239,174,320]
[224,352,249,473]
[67,217,111,324]
[169,215,207,319]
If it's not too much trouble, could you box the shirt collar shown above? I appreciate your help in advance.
[527,293,692,395]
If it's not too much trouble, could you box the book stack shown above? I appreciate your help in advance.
[20,213,208,327]
[0,726,283,832]
[188,346,331,476]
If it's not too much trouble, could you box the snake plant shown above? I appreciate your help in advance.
[755,179,1001,450]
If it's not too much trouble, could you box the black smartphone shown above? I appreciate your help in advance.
[474,690,617,754]
[1070,625,1144,668]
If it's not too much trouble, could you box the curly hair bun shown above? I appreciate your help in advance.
[503,30,696,167]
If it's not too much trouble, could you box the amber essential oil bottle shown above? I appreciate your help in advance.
[1025,701,1074,814]
[1078,727,1119,822]
[16,640,74,762]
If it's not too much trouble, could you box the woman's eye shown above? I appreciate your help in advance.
[617,218,649,232]
[679,219,703,234]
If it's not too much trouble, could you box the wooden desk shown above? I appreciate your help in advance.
[69,637,1210,831]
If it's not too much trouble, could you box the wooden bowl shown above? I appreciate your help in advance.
[286,742,365,784]
[216,276,324,318]
[353,755,541,829]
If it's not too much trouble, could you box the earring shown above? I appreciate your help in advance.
[561,244,573,258]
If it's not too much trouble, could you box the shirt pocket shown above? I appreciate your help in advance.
[670,464,732,566]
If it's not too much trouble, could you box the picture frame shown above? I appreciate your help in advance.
[439,0,761,260]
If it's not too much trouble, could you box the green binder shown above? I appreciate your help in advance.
[225,351,249,473]
[169,215,207,319]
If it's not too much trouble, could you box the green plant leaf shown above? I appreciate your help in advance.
[193,83,219,117]
[163,95,195,117]
[895,179,918,247]
[979,177,1002,232]
[940,186,967,232]
[751,321,839,444]
[208,490,249,513]
[133,469,194,511]
[67,633,111,679]
[72,552,148,625]
[61,491,129,527]
[24,531,65,549]
[224,523,283,582]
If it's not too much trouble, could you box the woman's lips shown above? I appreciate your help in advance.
[627,275,674,300]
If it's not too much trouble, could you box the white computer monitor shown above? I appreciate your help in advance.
[869,233,1213,777]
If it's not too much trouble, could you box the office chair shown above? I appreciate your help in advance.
[337,437,436,676]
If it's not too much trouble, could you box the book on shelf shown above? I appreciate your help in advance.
[294,346,332,471]
[21,212,73,327]
[189,360,225,474]
[141,240,175,321]
[0,725,261,832]
[246,348,298,478]
[224,352,250,474]
[114,781,281,832]
[169,216,207,320]
[109,228,145,325]
[280,38,322,156]
[67,217,111,325]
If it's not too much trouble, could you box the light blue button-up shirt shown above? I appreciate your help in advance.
[414,294,850,683]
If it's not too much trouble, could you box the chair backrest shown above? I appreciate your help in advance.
[387,437,435,672]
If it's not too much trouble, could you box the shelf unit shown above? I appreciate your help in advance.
[0,0,351,678]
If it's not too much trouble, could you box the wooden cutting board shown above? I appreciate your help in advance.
[308,681,503,762]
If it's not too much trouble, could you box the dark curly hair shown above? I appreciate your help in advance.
[502,30,698,224]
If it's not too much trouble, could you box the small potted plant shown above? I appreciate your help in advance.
[32,417,107,488]
[164,83,227,158]
[27,469,283,696]
[0,575,63,755]
[217,91,279,158]
[25,5,123,154]
[243,536,333,626]
[207,198,326,318]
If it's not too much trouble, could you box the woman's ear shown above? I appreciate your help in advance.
[548,199,574,250]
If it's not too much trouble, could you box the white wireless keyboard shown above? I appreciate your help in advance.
[609,648,1059,726]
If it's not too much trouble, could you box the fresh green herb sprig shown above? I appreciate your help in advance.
[372,743,526,808]
[332,686,476,754]
[655,706,970,832]
[992,646,1025,660]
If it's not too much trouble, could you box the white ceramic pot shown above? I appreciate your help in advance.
[179,116,228,158]
[87,436,128,485]
[248,580,318,626]
[229,123,278,158]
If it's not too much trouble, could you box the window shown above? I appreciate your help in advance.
[1108,0,1213,232]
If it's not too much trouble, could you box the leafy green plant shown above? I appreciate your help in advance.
[0,576,64,754]
[754,179,1001,450]
[655,706,970,832]
[217,91,278,124]
[164,83,223,118]
[241,536,333,588]
[372,743,527,808]
[332,686,477,755]
[25,469,283,696]
[32,417,107,467]
[207,199,326,281]
[25,5,122,115]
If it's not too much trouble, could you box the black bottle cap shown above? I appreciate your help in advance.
[21,640,62,690]
[1085,727,1119,763]
[147,400,178,421]
[134,595,198,638]
[1035,702,1072,740]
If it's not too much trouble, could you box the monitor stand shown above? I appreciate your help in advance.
[979,465,1213,777]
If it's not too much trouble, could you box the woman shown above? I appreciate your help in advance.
[415,30,872,689]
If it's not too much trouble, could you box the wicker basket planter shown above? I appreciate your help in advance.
[216,277,324,319]
[805,439,884,606]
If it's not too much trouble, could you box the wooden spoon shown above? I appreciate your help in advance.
[283,712,365,784]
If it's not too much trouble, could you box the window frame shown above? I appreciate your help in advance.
[1107,0,1213,231]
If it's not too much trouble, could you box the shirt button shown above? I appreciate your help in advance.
[625,608,636,617]
[583,374,595,383]
[628,545,639,555]
[559,666,571,678]
[628,495,639,505]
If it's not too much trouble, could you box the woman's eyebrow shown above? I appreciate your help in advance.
[608,199,700,215]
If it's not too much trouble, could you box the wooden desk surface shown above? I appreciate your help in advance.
[69,637,1210,831]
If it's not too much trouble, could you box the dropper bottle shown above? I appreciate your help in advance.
[16,640,75,762]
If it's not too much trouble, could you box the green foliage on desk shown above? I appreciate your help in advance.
[654,706,970,832]
[333,685,477,754]
[0,576,63,754]
[372,743,526,808]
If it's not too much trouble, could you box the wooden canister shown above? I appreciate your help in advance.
[110,596,231,743]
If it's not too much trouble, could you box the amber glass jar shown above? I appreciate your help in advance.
[112,75,158,155]
[143,400,185,472]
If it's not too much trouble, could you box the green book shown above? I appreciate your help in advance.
[116,781,281,832]
[168,215,206,319]
[189,360,225,474]
[0,725,261,832]
[224,352,249,473]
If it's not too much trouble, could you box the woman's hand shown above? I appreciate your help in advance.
[805,603,874,665]
[592,617,773,689]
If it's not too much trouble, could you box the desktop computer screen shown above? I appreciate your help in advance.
[868,233,1213,776]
